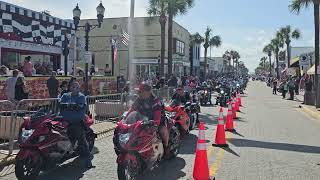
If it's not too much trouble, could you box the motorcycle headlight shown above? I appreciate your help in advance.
[220,90,224,94]
[167,112,176,118]
[119,133,131,146]
[204,90,208,94]
[21,129,34,143]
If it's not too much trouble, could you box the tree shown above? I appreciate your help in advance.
[203,27,222,79]
[271,32,284,79]
[167,0,194,75]
[147,0,168,76]
[279,25,301,66]
[260,57,268,69]
[263,44,274,76]
[223,50,232,73]
[290,0,320,108]
[189,33,204,75]
[230,50,240,76]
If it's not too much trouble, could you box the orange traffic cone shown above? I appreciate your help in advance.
[212,107,229,147]
[193,122,210,180]
[236,93,241,112]
[225,102,236,132]
[232,98,237,119]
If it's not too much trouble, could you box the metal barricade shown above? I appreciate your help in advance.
[0,100,16,155]
[87,94,125,123]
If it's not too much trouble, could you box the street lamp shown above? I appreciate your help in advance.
[72,2,105,95]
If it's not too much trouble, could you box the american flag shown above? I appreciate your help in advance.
[121,28,130,46]
[112,39,118,63]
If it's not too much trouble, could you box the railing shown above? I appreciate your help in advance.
[0,87,176,156]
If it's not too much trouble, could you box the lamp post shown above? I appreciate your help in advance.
[72,2,105,95]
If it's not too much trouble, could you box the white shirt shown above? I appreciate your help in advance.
[5,77,17,100]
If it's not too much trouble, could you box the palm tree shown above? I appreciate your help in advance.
[230,50,240,76]
[189,32,204,75]
[260,57,268,69]
[263,44,274,76]
[147,0,168,76]
[271,32,284,79]
[290,0,320,108]
[279,25,301,66]
[203,27,221,79]
[223,50,231,72]
[167,0,194,75]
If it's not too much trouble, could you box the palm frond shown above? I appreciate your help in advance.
[289,0,313,14]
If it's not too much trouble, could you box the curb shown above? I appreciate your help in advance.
[301,105,320,120]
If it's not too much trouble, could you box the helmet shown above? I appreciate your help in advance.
[136,82,152,92]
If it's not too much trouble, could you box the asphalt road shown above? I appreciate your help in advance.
[3,81,320,180]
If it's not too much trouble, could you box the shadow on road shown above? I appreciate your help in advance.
[234,117,247,123]
[138,157,186,180]
[199,114,218,126]
[228,138,320,154]
[221,146,240,157]
[36,146,100,180]
[179,134,197,154]
[229,130,245,137]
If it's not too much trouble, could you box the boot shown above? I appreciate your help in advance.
[164,146,171,160]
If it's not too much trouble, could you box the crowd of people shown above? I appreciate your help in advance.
[0,56,54,77]
[268,74,313,103]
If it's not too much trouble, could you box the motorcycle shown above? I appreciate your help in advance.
[15,106,96,180]
[215,88,229,107]
[113,111,180,180]
[165,100,191,136]
[198,87,212,106]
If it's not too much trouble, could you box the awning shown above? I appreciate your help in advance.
[307,65,315,75]
[290,56,299,67]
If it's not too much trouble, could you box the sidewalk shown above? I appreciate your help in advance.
[295,93,320,120]
[0,120,117,174]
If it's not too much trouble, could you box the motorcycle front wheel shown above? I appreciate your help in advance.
[117,158,141,180]
[15,154,43,180]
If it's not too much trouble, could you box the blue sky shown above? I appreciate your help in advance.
[4,0,315,71]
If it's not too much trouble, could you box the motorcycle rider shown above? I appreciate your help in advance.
[59,81,93,168]
[171,86,191,104]
[129,82,170,158]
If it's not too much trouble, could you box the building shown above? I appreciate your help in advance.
[190,43,201,76]
[200,57,225,77]
[77,17,190,78]
[0,1,75,74]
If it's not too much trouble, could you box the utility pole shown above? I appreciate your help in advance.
[127,0,135,81]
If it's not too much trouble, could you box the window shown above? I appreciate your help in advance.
[174,39,185,55]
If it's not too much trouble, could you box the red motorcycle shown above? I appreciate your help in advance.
[165,100,191,137]
[113,111,180,180]
[15,106,96,180]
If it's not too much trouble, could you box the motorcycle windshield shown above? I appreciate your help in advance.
[122,111,147,125]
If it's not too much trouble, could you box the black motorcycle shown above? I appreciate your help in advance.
[215,88,230,107]
[198,87,212,106]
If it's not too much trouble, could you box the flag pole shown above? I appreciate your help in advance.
[127,0,135,81]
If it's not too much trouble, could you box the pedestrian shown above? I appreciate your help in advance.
[15,76,29,101]
[272,78,278,95]
[47,71,59,98]
[104,64,111,76]
[294,76,300,95]
[0,65,8,75]
[23,56,33,77]
[4,69,19,101]
[60,81,69,97]
[90,65,95,76]
[68,77,77,92]
[288,77,295,100]
[282,80,288,99]
[168,75,177,88]
[304,75,313,105]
